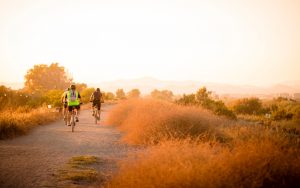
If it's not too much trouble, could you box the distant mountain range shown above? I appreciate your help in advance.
[2,78,300,97]
[89,77,300,97]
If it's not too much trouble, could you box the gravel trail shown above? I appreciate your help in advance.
[0,104,137,188]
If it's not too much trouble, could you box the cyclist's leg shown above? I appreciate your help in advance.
[67,106,72,125]
[75,105,80,122]
[77,104,80,116]
[63,103,67,119]
[92,101,96,116]
[97,102,101,118]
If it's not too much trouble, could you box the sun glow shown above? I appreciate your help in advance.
[0,0,300,85]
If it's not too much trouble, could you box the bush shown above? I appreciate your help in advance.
[80,88,95,103]
[232,98,264,115]
[42,89,64,107]
[176,87,236,119]
[0,107,60,139]
[106,99,228,145]
[264,97,300,121]
[150,89,174,101]
[104,92,115,101]
[106,127,300,188]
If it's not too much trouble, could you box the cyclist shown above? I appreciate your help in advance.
[61,88,70,120]
[90,88,103,120]
[65,83,81,126]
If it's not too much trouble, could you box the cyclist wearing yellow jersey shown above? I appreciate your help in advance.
[65,83,81,126]
[61,88,70,120]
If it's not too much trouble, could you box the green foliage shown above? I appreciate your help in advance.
[176,94,196,105]
[266,97,300,121]
[116,89,126,99]
[150,89,173,101]
[42,90,64,107]
[81,88,95,103]
[104,92,115,100]
[24,63,71,93]
[75,83,87,92]
[232,98,264,115]
[176,87,236,119]
[0,85,40,110]
[127,89,141,98]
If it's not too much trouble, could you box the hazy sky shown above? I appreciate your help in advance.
[0,0,299,85]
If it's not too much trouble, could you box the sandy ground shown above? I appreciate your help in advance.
[0,104,139,188]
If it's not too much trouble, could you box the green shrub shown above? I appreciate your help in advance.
[232,98,264,115]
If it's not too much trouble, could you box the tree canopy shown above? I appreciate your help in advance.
[116,89,126,99]
[24,63,71,93]
[127,89,141,98]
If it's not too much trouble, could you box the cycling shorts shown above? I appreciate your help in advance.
[68,105,80,112]
[92,100,101,110]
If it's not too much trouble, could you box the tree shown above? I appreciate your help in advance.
[195,87,213,107]
[127,89,140,98]
[24,63,71,93]
[116,89,126,99]
[151,89,173,101]
[176,94,196,105]
[176,87,236,119]
[75,83,87,92]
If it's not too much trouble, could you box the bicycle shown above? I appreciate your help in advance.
[92,105,100,124]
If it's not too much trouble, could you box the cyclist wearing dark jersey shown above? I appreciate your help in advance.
[90,88,103,118]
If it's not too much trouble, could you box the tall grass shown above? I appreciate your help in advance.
[107,129,300,188]
[0,107,59,139]
[105,99,300,188]
[106,99,229,145]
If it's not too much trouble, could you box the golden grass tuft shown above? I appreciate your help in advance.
[106,99,229,145]
[105,99,300,188]
[0,107,59,139]
[106,127,300,188]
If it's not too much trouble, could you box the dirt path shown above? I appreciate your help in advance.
[0,104,139,188]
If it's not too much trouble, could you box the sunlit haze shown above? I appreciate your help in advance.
[0,0,300,86]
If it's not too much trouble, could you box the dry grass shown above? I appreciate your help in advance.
[0,107,60,139]
[105,99,300,188]
[106,99,229,145]
[106,127,300,188]
[57,156,101,184]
